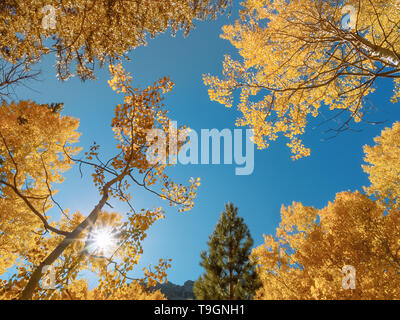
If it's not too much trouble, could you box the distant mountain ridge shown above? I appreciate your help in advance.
[152,280,195,300]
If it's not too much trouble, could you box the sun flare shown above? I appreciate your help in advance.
[91,227,117,255]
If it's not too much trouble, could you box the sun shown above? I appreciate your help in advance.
[90,227,118,256]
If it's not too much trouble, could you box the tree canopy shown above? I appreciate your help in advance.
[2,0,400,302]
[0,0,231,81]
[251,122,400,299]
[0,65,200,300]
[205,0,400,159]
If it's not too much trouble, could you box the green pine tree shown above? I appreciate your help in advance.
[194,203,261,300]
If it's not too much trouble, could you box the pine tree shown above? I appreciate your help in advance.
[194,203,260,300]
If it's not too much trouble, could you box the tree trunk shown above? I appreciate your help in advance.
[19,175,122,300]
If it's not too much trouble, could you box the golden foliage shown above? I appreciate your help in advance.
[52,279,166,300]
[0,65,198,299]
[106,63,199,212]
[0,209,167,300]
[0,101,80,275]
[205,0,400,159]
[252,192,400,299]
[0,0,230,80]
[252,123,400,299]
[363,122,400,210]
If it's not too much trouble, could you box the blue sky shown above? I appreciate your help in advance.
[12,3,400,286]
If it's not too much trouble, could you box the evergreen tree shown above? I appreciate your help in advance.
[194,203,260,300]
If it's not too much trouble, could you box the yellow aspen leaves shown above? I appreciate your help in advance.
[0,0,230,81]
[252,191,400,299]
[0,101,80,276]
[0,65,200,299]
[363,122,400,211]
[252,124,400,299]
[205,0,400,159]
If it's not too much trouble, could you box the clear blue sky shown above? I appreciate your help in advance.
[13,2,400,286]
